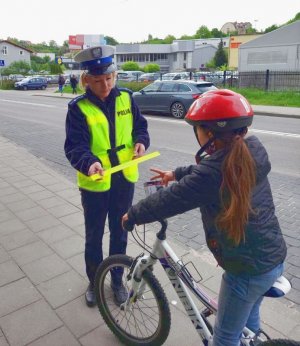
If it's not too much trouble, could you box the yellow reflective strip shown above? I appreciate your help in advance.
[90,151,160,181]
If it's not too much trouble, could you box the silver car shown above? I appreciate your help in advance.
[132,80,217,119]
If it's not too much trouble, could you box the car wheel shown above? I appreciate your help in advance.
[23,86,28,91]
[170,102,186,119]
[41,85,46,90]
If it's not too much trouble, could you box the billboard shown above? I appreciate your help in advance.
[68,35,106,50]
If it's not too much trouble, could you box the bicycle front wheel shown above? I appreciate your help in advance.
[259,339,300,346]
[95,254,171,346]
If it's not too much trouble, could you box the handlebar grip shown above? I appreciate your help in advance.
[123,219,135,232]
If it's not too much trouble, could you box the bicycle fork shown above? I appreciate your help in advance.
[121,254,157,311]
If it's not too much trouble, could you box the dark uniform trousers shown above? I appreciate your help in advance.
[80,173,134,286]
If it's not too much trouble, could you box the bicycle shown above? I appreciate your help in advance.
[95,219,298,346]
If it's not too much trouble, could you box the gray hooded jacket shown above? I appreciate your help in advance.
[127,135,286,276]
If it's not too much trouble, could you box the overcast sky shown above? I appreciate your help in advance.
[2,0,299,45]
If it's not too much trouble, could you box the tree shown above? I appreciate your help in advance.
[105,36,119,46]
[264,24,278,33]
[194,25,212,39]
[49,40,58,48]
[4,60,31,74]
[211,28,224,38]
[214,39,227,68]
[179,34,194,40]
[143,63,160,72]
[50,62,64,74]
[121,61,141,71]
[162,35,176,44]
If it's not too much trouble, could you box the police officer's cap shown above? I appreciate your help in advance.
[74,45,116,75]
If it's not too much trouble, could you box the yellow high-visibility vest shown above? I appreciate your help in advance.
[76,91,139,191]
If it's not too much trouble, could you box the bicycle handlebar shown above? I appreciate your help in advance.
[123,219,168,235]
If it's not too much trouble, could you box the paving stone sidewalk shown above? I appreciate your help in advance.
[0,136,299,346]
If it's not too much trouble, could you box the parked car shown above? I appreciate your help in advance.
[193,71,212,81]
[46,75,59,84]
[132,80,217,119]
[117,71,144,82]
[139,72,162,82]
[9,74,25,82]
[14,76,48,90]
[161,72,191,81]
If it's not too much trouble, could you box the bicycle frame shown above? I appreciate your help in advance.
[125,228,262,346]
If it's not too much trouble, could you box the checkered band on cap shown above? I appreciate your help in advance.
[74,45,116,70]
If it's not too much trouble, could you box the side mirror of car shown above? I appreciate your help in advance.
[140,90,145,94]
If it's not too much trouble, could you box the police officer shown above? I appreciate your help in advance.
[64,45,150,307]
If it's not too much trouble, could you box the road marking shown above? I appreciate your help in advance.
[0,99,58,108]
[249,129,300,138]
[146,117,300,138]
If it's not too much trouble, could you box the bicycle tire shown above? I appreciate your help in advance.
[259,339,300,346]
[95,254,171,346]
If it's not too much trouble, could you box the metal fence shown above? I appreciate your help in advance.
[198,70,300,91]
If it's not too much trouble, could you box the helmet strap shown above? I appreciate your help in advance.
[195,137,216,164]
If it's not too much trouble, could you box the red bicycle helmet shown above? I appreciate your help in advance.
[185,89,254,132]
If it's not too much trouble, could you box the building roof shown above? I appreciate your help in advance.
[240,20,300,49]
[0,40,33,53]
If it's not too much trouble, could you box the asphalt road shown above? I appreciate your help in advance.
[0,90,299,178]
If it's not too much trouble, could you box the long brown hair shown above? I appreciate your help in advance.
[216,133,256,245]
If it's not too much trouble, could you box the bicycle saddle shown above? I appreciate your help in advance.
[263,275,291,298]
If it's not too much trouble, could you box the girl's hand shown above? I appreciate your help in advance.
[150,168,175,186]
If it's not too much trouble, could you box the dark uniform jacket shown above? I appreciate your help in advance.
[127,135,287,276]
[64,87,150,175]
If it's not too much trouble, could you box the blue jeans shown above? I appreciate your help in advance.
[213,263,283,346]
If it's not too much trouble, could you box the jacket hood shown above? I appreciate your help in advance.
[245,135,271,183]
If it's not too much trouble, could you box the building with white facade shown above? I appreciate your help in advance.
[115,38,226,73]
[0,40,32,69]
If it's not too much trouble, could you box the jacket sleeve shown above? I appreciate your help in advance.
[174,165,197,181]
[127,165,220,225]
[130,95,150,150]
[64,102,100,175]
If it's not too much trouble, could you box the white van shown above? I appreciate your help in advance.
[117,71,144,82]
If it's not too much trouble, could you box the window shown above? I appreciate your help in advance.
[177,84,191,92]
[19,50,24,55]
[2,46,7,55]
[144,82,161,92]
[160,83,176,92]
[183,52,187,61]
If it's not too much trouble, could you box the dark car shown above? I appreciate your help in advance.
[46,75,59,84]
[14,76,48,90]
[132,80,217,119]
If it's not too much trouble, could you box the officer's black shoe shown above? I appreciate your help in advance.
[111,283,128,306]
[85,283,96,307]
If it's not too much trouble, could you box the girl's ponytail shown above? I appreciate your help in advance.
[216,135,256,245]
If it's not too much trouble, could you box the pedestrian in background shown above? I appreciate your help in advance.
[64,45,150,308]
[70,74,78,95]
[58,74,65,96]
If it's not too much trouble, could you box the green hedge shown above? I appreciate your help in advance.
[0,80,15,90]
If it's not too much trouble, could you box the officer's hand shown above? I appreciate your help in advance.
[150,168,175,187]
[88,162,104,176]
[133,143,145,158]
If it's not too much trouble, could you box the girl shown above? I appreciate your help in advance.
[122,89,286,346]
